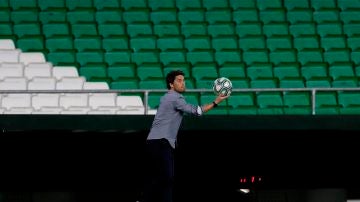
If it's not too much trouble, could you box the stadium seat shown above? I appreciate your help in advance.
[284,0,310,10]
[289,21,316,37]
[10,8,38,23]
[250,77,278,88]
[95,9,122,24]
[235,22,262,37]
[28,77,56,90]
[107,63,136,80]
[24,62,52,79]
[150,8,177,24]
[208,22,235,37]
[0,77,27,90]
[175,0,202,10]
[313,8,340,24]
[338,92,360,107]
[154,22,181,37]
[259,8,286,24]
[163,62,191,77]
[287,8,313,24]
[160,49,187,66]
[212,35,238,51]
[283,92,311,107]
[76,51,104,66]
[215,49,242,65]
[263,22,290,37]
[45,35,74,52]
[122,0,147,10]
[9,0,37,10]
[1,94,32,110]
[67,8,95,24]
[181,22,208,38]
[205,8,232,24]
[273,62,301,80]
[131,49,160,65]
[127,22,153,37]
[13,23,41,38]
[243,49,269,65]
[74,36,101,52]
[65,0,92,10]
[137,62,164,81]
[300,62,328,80]
[269,48,297,65]
[297,48,324,65]
[43,23,71,38]
[232,8,258,24]
[46,50,77,66]
[246,62,273,80]
[19,52,46,65]
[93,0,120,10]
[239,35,266,51]
[317,21,343,37]
[306,77,332,88]
[191,62,218,81]
[324,48,351,64]
[56,76,85,90]
[186,49,215,65]
[130,35,157,51]
[332,76,358,88]
[279,77,305,88]
[293,34,320,51]
[104,50,131,65]
[79,63,107,81]
[111,78,139,90]
[0,49,20,63]
[52,66,79,80]
[123,8,150,24]
[39,8,67,24]
[266,35,293,51]
[328,62,355,80]
[0,63,24,79]
[157,35,184,51]
[59,94,88,109]
[256,92,283,108]
[310,0,336,10]
[71,23,98,38]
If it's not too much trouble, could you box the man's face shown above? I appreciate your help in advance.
[171,75,186,93]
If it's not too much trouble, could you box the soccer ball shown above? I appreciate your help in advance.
[213,77,232,96]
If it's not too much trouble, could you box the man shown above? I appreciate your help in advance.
[143,70,229,202]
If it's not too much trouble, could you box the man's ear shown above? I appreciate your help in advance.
[169,83,174,89]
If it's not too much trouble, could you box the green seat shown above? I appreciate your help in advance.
[338,92,360,107]
[183,92,199,106]
[195,77,217,89]
[204,107,229,115]
[191,62,218,81]
[323,48,351,64]
[203,0,229,10]
[0,23,13,36]
[339,106,360,114]
[340,8,360,24]
[127,22,153,37]
[266,35,293,51]
[259,8,286,24]
[94,0,120,10]
[74,36,101,52]
[228,107,257,115]
[229,0,255,9]
[43,23,70,38]
[131,49,160,65]
[13,23,41,38]
[332,76,358,88]
[107,63,136,80]
[186,49,215,65]
[228,92,255,108]
[208,22,235,37]
[289,21,316,37]
[111,78,139,90]
[230,77,251,88]
[257,107,284,115]
[313,8,340,24]
[67,8,95,24]
[215,49,242,65]
[95,9,122,24]
[47,50,77,66]
[79,63,107,80]
[329,62,355,80]
[104,50,132,65]
[263,22,289,37]
[184,35,211,51]
[279,77,305,88]
[137,62,164,81]
[273,62,301,80]
[256,92,283,108]
[283,92,311,107]
[102,36,129,51]
[154,22,181,37]
[10,8,38,23]
[235,22,262,37]
[310,0,336,10]
[205,8,232,24]
[293,34,320,51]
[200,92,226,107]
[150,8,177,24]
[176,0,202,10]
[98,22,126,38]
[338,0,360,10]
[347,34,360,51]
[351,49,360,65]
[306,77,332,88]
[250,78,278,88]
[243,49,269,65]
[297,48,324,65]
[39,9,67,23]
[160,49,187,65]
[38,0,65,10]
[0,8,10,22]
[157,35,184,51]
[232,8,258,24]
[286,8,313,24]
[283,106,311,115]
[123,8,150,24]
[284,0,310,10]
[130,35,157,51]
[301,62,328,80]
[122,0,147,10]
[269,48,297,65]
[315,106,340,115]
[71,23,98,37]
[315,92,337,107]
[317,21,343,37]
[17,35,45,52]
[239,35,266,51]
[65,0,92,10]
[76,50,104,66]
[163,62,191,77]
[178,8,205,24]
[181,22,207,38]
[247,62,273,80]
[256,0,282,10]
[212,35,238,51]
[219,62,246,78]
[9,0,37,10]
[149,0,176,10]
[343,22,360,37]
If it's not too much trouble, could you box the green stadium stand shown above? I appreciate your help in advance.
[310,0,336,10]
[317,21,343,37]
[232,8,258,24]
[301,62,328,80]
[313,8,340,24]
[286,8,313,24]
[93,0,120,10]
[246,62,273,80]
[157,35,184,51]
[95,9,122,24]
[10,8,38,23]
[184,35,211,51]
[181,22,208,38]
[269,48,297,65]
[283,92,311,107]
[289,21,317,37]
[71,23,98,37]
[107,63,136,81]
[79,63,107,81]
[293,34,320,51]
[324,48,351,64]
[160,49,187,66]
[243,49,269,65]
[13,22,41,38]
[47,50,77,66]
[215,49,242,65]
[178,8,205,24]
[230,77,251,88]
[266,35,293,51]
[212,35,238,51]
[42,23,70,38]
[154,22,181,37]
[38,0,65,10]
[235,22,262,37]
[273,62,301,80]
[137,62,164,81]
[175,0,202,10]
[315,92,339,114]
[104,50,132,65]
[127,22,153,37]
[250,77,278,88]
[205,8,232,24]
[123,8,150,24]
[328,62,355,80]
[239,35,266,51]
[332,76,358,88]
[17,35,44,52]
[228,92,255,109]
[263,22,290,37]
[338,92,360,107]
[130,35,157,51]
[208,22,235,37]
[320,35,346,51]
[98,22,126,38]
[306,77,332,88]
[163,62,191,77]
[297,48,324,65]
[76,50,104,66]
[9,0,37,10]
[67,8,95,24]
[102,36,129,51]
[284,0,310,10]
[279,77,305,88]
[131,49,160,65]
[39,8,67,23]
[259,8,286,24]
[65,0,92,10]
[74,36,101,52]
[186,49,215,65]
[150,8,177,24]
[191,62,218,81]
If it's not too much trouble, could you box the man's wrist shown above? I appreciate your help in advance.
[212,101,218,108]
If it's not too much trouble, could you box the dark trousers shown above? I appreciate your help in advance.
[143,138,174,202]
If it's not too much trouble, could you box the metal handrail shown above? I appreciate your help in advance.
[2,87,360,115]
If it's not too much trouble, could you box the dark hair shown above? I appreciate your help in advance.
[166,70,184,89]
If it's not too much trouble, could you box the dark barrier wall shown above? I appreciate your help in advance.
[1,115,359,201]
